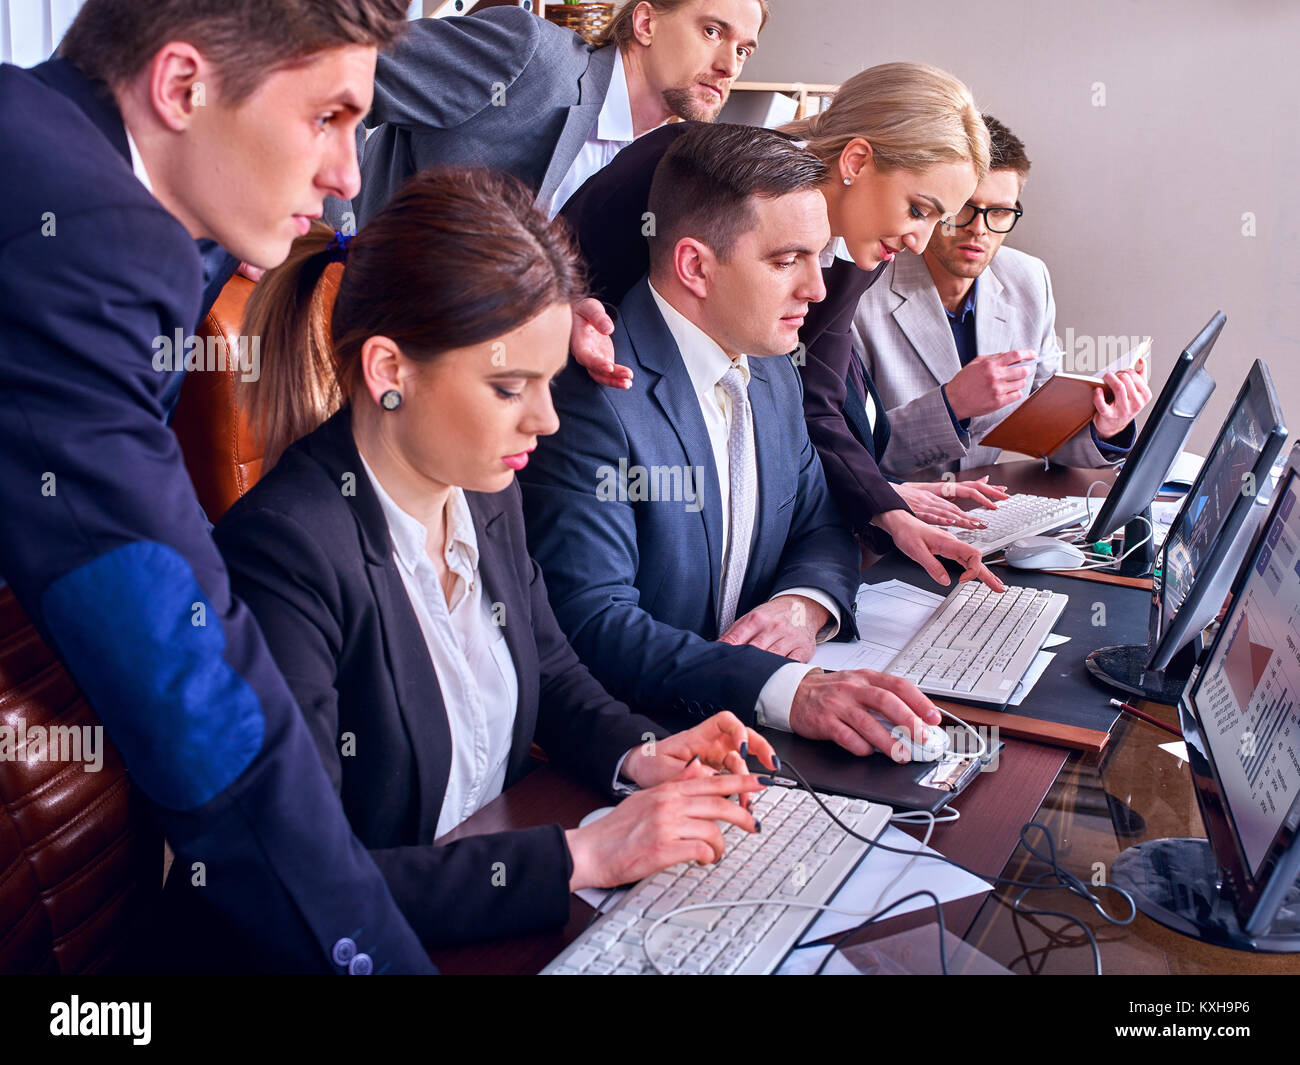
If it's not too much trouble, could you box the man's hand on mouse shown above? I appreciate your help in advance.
[788,668,942,760]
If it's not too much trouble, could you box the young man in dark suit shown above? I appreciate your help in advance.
[521,125,946,759]
[0,0,434,972]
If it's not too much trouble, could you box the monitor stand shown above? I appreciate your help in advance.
[1118,508,1157,577]
[1085,639,1197,706]
[1112,838,1300,953]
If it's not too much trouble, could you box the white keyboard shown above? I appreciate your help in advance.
[887,581,1067,705]
[950,493,1090,557]
[541,787,892,975]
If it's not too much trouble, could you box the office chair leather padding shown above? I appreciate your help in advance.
[0,588,161,973]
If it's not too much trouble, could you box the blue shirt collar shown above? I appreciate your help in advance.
[945,276,979,322]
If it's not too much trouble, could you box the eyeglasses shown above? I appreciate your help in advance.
[942,201,1023,234]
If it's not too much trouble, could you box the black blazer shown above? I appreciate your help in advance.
[560,123,908,545]
[209,408,668,947]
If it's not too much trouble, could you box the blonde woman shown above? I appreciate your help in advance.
[561,62,1006,595]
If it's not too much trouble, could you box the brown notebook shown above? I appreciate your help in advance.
[981,338,1151,459]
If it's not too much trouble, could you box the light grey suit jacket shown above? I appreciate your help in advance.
[336,8,618,227]
[852,246,1121,480]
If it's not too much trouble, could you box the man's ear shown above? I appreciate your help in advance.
[839,137,874,184]
[673,238,713,301]
[630,1,657,46]
[146,42,210,132]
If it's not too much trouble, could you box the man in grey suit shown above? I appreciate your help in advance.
[853,115,1151,482]
[350,1,766,226]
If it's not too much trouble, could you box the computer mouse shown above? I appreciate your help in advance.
[1004,535,1087,570]
[870,713,951,762]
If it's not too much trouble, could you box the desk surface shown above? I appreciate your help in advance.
[430,461,1300,975]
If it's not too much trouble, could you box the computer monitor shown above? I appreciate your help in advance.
[1148,360,1288,671]
[1112,443,1300,949]
[1083,312,1223,545]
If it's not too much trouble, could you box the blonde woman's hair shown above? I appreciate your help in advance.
[594,0,770,48]
[781,62,990,182]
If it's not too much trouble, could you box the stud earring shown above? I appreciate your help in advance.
[843,177,853,186]
[380,389,402,411]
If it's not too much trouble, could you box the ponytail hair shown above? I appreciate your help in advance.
[782,62,990,181]
[241,168,587,467]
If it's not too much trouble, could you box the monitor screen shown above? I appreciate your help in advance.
[1161,369,1281,638]
[1190,470,1300,878]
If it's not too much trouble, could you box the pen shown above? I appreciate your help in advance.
[1109,698,1182,738]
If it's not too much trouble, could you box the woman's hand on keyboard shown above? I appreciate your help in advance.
[872,509,1006,592]
[565,761,763,891]
[621,712,777,802]
[789,668,941,760]
[900,477,1009,528]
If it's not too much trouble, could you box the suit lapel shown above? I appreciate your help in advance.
[307,409,452,843]
[973,264,1012,359]
[622,280,724,617]
[742,358,782,604]
[536,43,618,209]
[891,252,962,387]
[466,492,535,786]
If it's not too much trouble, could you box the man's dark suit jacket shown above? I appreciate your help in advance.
[203,408,668,947]
[559,123,908,545]
[519,277,860,726]
[345,7,617,226]
[0,57,432,973]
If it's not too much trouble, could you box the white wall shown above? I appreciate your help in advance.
[1,0,85,65]
[743,0,1300,455]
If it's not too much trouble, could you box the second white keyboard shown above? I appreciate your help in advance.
[887,580,1068,704]
[950,493,1090,557]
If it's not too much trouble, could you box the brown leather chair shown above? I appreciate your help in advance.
[0,588,161,973]
[172,274,265,525]
[173,265,344,524]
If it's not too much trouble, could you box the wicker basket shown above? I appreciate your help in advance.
[544,3,615,45]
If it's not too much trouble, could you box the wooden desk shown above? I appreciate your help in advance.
[428,461,1300,974]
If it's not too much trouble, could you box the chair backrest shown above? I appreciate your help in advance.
[172,274,264,524]
[174,265,345,523]
[0,587,161,973]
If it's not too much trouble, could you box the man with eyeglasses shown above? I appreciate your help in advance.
[852,115,1151,480]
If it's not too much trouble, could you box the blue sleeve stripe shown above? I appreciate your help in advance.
[41,541,265,810]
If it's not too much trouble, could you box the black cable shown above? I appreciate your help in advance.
[810,889,949,976]
[775,754,1136,975]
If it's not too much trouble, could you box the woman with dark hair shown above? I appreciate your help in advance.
[186,168,773,951]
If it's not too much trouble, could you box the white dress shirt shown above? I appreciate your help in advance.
[648,284,841,732]
[125,128,154,194]
[546,48,637,219]
[360,458,519,838]
[821,237,876,431]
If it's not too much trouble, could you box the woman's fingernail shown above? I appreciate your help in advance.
[753,819,762,833]
[757,775,776,786]
[740,740,749,760]
[772,753,781,771]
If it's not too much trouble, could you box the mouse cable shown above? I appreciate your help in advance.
[768,754,1136,974]
[640,891,949,976]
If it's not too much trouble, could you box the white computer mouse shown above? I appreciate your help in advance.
[870,713,951,762]
[1004,535,1087,570]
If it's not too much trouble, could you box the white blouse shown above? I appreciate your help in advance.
[360,457,519,838]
